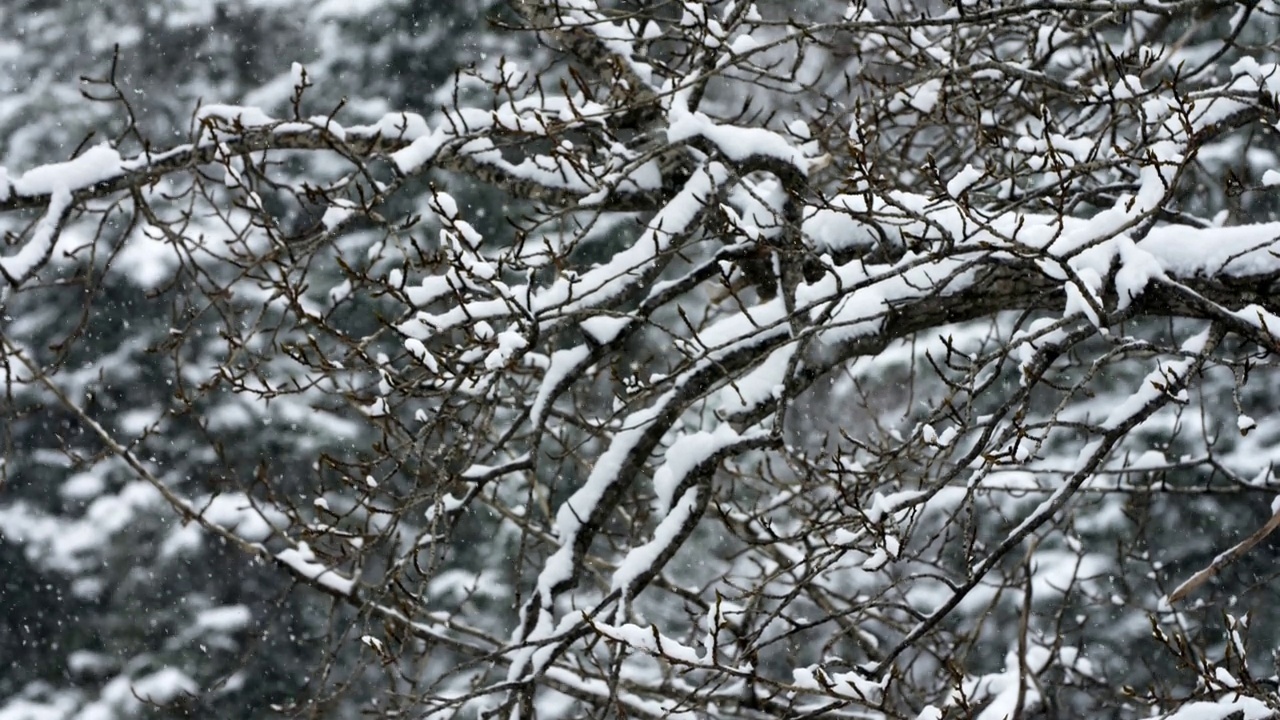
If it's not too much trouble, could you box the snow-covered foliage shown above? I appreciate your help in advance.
[4,0,1280,717]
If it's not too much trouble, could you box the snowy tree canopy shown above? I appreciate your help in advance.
[5,0,1280,718]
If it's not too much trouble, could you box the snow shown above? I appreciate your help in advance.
[424,493,466,523]
[520,332,781,656]
[1139,221,1280,278]
[460,456,530,480]
[725,33,762,60]
[1101,329,1208,430]
[891,79,942,114]
[590,619,706,666]
[404,337,439,372]
[405,161,728,337]
[715,343,796,418]
[1112,237,1167,309]
[611,487,700,599]
[1110,74,1144,99]
[1129,450,1170,469]
[549,0,658,86]
[484,330,529,370]
[67,650,112,675]
[1062,266,1104,328]
[67,668,198,719]
[390,129,449,174]
[916,707,944,720]
[198,492,286,542]
[530,345,591,426]
[160,523,205,559]
[60,471,106,501]
[311,0,384,17]
[290,61,307,89]
[276,542,356,596]
[117,407,162,436]
[541,665,695,719]
[537,398,669,607]
[741,182,1280,369]
[798,178,1280,306]
[1157,699,1274,720]
[321,201,356,230]
[429,569,503,601]
[958,644,1093,720]
[946,164,983,198]
[667,105,808,171]
[432,191,459,219]
[9,143,122,196]
[8,12,1280,720]
[195,605,253,633]
[347,111,431,141]
[0,481,164,573]
[580,315,632,345]
[652,425,757,512]
[115,226,178,288]
[130,668,198,705]
[792,665,886,703]
[0,186,69,281]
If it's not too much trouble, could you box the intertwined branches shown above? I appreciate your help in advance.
[5,0,1280,718]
